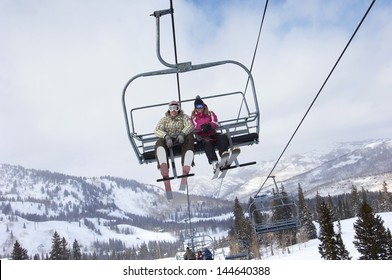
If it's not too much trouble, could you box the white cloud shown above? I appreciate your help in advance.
[1,0,391,183]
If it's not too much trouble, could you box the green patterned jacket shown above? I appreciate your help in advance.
[154,110,194,139]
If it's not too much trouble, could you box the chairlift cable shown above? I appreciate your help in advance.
[236,0,269,122]
[185,183,193,245]
[169,0,182,104]
[215,178,224,199]
[253,0,376,197]
[169,0,193,242]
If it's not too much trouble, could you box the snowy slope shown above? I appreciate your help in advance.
[1,138,391,258]
[2,211,391,260]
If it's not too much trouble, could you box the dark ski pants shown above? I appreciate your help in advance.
[155,134,195,167]
[201,133,229,164]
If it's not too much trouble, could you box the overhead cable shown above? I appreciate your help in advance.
[254,0,376,197]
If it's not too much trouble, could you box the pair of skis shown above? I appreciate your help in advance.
[156,147,193,200]
[212,147,241,180]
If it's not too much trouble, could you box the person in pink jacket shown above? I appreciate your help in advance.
[191,95,229,171]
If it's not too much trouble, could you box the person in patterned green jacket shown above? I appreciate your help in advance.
[154,100,194,191]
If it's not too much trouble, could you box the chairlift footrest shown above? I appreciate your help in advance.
[220,161,256,171]
[177,173,195,179]
[239,161,256,167]
[156,176,175,182]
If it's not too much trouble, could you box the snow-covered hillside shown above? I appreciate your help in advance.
[1,138,391,258]
[2,210,391,260]
[0,213,178,258]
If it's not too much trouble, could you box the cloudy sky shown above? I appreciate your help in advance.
[1,0,391,185]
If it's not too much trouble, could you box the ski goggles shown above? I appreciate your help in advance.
[196,104,203,109]
[169,105,179,112]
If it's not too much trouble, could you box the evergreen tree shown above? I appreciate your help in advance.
[337,196,350,220]
[335,233,351,260]
[353,200,392,260]
[233,197,248,251]
[11,240,29,260]
[327,195,335,214]
[109,249,117,260]
[271,186,294,224]
[360,187,368,205]
[61,237,70,260]
[351,184,360,216]
[72,239,82,260]
[231,197,259,259]
[315,191,322,220]
[148,240,162,259]
[138,242,150,259]
[297,184,317,240]
[378,181,392,212]
[317,201,338,259]
[49,231,63,260]
[271,186,298,249]
[228,226,240,254]
[385,229,392,258]
[248,197,263,226]
[124,246,138,260]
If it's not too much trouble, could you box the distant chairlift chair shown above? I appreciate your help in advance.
[250,176,300,234]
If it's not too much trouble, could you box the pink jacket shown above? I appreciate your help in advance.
[191,108,218,138]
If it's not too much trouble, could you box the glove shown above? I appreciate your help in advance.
[164,135,173,148]
[176,133,185,144]
[201,123,212,133]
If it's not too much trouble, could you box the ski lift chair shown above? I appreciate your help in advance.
[122,8,260,169]
[251,195,300,234]
[184,234,215,257]
[250,177,300,234]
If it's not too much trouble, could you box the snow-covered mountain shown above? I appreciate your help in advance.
[278,139,392,197]
[0,165,234,218]
[187,138,392,201]
[1,138,391,258]
[0,164,234,257]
